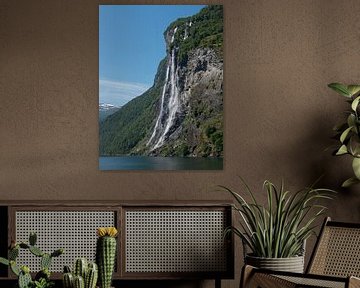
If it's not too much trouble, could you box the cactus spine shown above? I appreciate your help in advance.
[96,227,118,288]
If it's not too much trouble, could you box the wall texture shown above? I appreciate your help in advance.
[1,0,360,287]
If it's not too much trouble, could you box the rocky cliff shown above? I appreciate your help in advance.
[100,5,223,157]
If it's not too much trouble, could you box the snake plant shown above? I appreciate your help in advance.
[328,83,360,187]
[221,178,335,258]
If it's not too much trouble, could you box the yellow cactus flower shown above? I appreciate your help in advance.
[96,227,118,237]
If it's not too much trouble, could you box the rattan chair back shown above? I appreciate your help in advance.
[307,217,360,278]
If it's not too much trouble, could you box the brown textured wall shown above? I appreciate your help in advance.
[1,0,360,287]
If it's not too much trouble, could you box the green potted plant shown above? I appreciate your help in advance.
[328,82,360,187]
[0,232,63,288]
[221,178,334,272]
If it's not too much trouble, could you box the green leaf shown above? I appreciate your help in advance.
[349,136,360,156]
[347,114,356,128]
[347,85,360,97]
[0,257,9,266]
[352,157,360,179]
[342,177,360,188]
[336,144,348,155]
[351,96,360,111]
[340,126,353,143]
[328,83,351,97]
[10,261,20,276]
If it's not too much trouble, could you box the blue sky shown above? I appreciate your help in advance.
[99,5,205,106]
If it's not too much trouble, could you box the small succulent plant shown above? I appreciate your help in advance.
[0,232,63,288]
[62,258,98,288]
[96,227,118,288]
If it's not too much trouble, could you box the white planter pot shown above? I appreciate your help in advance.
[245,254,305,273]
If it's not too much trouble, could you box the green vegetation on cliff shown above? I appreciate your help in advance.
[99,59,167,155]
[167,5,223,66]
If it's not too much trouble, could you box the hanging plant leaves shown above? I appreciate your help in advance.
[351,96,360,111]
[328,83,351,97]
[347,85,360,97]
[336,145,348,155]
[340,127,353,143]
[352,157,360,179]
[342,177,360,188]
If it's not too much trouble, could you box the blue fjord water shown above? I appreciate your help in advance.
[99,156,223,171]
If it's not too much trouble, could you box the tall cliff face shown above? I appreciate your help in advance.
[100,5,223,157]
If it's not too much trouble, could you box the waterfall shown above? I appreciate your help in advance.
[147,26,182,151]
[147,49,180,150]
[171,27,178,43]
[146,65,170,146]
[152,50,179,150]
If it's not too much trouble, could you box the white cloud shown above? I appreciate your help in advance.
[99,79,151,106]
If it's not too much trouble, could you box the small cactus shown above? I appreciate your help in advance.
[41,253,52,270]
[63,272,74,288]
[35,268,50,281]
[85,263,98,288]
[74,258,88,279]
[96,227,118,288]
[64,265,72,273]
[29,232,37,246]
[0,232,63,288]
[63,259,98,288]
[18,269,32,288]
[74,275,85,288]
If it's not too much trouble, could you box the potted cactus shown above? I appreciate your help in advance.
[0,232,63,288]
[96,227,118,288]
[62,258,98,288]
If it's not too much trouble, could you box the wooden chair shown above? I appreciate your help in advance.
[241,217,360,288]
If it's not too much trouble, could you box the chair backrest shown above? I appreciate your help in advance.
[307,217,360,277]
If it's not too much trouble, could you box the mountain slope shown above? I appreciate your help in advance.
[99,104,121,122]
[100,5,223,157]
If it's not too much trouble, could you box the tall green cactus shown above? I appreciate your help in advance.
[96,227,118,288]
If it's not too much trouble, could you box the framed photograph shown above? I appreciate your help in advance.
[99,5,223,170]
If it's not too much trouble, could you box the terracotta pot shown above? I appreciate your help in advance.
[245,254,304,273]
